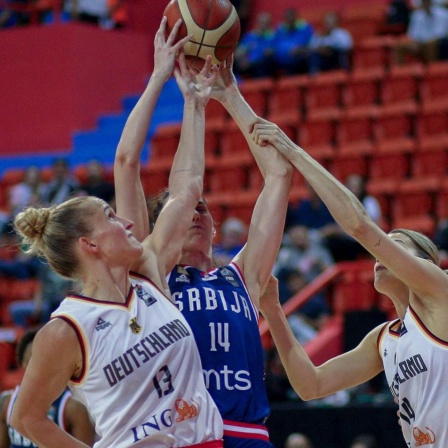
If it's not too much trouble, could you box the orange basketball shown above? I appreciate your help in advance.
[163,0,241,71]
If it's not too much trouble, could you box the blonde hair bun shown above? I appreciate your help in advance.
[15,207,52,242]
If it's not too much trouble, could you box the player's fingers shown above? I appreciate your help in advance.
[199,55,213,76]
[206,65,220,84]
[173,33,193,52]
[173,67,181,83]
[253,123,273,133]
[177,52,189,76]
[158,15,167,34]
[166,18,183,45]
[155,17,167,44]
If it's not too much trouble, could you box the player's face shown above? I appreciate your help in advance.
[373,232,417,294]
[89,200,143,263]
[183,199,214,250]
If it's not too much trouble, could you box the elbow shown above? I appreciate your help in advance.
[294,385,319,402]
[170,175,203,206]
[114,150,140,170]
[340,207,373,238]
[182,175,203,203]
[10,410,31,440]
[350,214,376,241]
[190,175,203,200]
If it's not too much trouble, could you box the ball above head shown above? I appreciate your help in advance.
[163,0,241,71]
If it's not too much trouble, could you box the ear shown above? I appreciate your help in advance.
[212,228,217,238]
[79,236,99,254]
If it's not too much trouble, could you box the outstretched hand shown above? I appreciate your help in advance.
[209,54,239,103]
[174,53,219,108]
[153,17,192,82]
[252,119,296,156]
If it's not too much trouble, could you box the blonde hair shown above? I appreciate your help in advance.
[390,228,440,266]
[14,197,99,279]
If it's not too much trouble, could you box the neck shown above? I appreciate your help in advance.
[179,249,213,272]
[386,290,409,321]
[81,268,130,303]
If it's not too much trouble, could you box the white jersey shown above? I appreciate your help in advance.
[51,272,223,448]
[377,318,401,402]
[393,306,448,447]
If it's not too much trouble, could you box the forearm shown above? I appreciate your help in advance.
[115,73,166,167]
[262,303,322,400]
[148,100,206,274]
[114,74,166,238]
[12,418,88,448]
[220,85,257,136]
[222,88,291,179]
[242,174,291,300]
[279,141,371,236]
[169,100,205,200]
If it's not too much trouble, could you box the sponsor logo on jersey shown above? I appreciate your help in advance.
[130,408,173,443]
[177,266,189,276]
[95,317,112,331]
[413,426,436,446]
[176,274,190,283]
[134,283,157,307]
[200,273,218,281]
[174,398,198,422]
[203,365,252,391]
[219,267,240,287]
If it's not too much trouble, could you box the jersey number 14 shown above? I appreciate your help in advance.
[209,322,230,352]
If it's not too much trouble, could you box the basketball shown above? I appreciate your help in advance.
[163,0,241,71]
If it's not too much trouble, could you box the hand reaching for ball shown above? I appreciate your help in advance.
[174,53,219,108]
[209,55,239,103]
[153,17,193,82]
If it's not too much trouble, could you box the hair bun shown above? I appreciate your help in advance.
[15,207,52,241]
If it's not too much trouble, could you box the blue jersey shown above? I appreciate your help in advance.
[168,263,273,447]
[7,387,71,447]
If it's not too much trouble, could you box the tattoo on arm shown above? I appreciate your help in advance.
[374,237,381,248]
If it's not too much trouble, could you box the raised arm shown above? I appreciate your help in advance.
[252,121,448,306]
[260,277,384,400]
[114,17,191,241]
[135,54,218,287]
[211,59,293,305]
[10,321,88,448]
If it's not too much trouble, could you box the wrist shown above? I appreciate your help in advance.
[150,70,170,84]
[219,84,240,107]
[184,98,206,111]
[260,301,282,315]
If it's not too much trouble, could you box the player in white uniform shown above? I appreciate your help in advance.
[9,20,223,448]
[52,273,221,447]
[394,307,448,447]
[254,119,448,447]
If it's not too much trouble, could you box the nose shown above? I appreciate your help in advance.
[192,210,200,222]
[120,216,134,229]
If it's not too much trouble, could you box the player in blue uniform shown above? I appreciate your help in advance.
[0,329,95,448]
[114,30,293,444]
